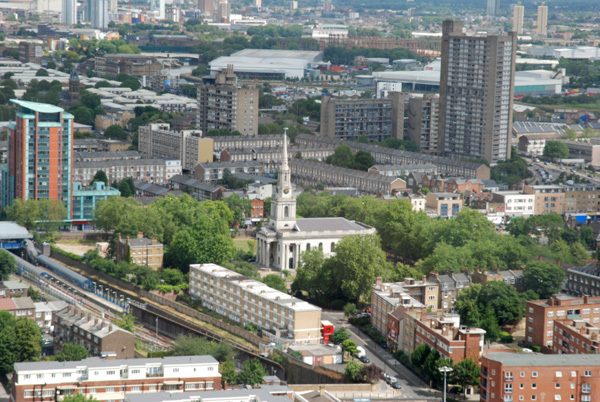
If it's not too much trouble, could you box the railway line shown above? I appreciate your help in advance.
[12,250,173,350]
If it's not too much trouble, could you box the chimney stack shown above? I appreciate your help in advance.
[137,232,144,239]
[109,325,113,332]
[151,237,158,245]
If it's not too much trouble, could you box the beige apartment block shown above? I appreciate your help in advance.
[189,263,322,344]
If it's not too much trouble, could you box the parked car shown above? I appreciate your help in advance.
[391,382,402,389]
[358,355,370,363]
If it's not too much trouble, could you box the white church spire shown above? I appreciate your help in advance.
[269,128,296,230]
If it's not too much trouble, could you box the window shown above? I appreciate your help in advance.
[130,386,141,392]
[532,372,538,378]
[173,368,179,373]
[584,371,592,377]
[207,366,214,372]
[582,384,591,393]
[90,389,97,394]
[556,371,563,377]
[131,369,140,374]
[106,371,115,375]
[582,396,591,402]
[520,372,525,378]
[532,384,537,389]
[555,396,561,401]
[505,384,513,393]
[556,383,561,389]
[63,373,71,378]
[505,372,514,381]
[532,396,537,401]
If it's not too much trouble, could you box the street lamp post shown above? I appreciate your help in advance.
[439,366,453,402]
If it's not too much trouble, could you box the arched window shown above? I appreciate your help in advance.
[331,242,336,252]
[284,206,289,218]
[318,242,323,250]
[306,243,311,251]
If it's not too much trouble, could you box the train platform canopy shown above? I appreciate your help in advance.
[0,222,33,240]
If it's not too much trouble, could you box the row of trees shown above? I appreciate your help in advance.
[93,194,236,273]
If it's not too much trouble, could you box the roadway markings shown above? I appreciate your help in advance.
[347,328,367,345]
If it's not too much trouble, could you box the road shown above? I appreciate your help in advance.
[526,156,598,186]
[322,310,440,400]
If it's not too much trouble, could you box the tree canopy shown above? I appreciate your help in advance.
[543,140,569,159]
[523,261,566,299]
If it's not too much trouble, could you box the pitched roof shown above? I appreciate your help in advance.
[11,99,65,114]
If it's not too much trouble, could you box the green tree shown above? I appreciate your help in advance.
[543,140,569,159]
[479,306,501,342]
[104,125,127,140]
[61,395,99,402]
[114,313,137,333]
[291,248,325,299]
[0,250,17,280]
[27,287,40,302]
[343,302,358,318]
[453,358,480,391]
[223,194,251,226]
[341,339,358,357]
[81,91,102,110]
[343,360,363,382]
[14,318,42,362]
[53,343,90,361]
[320,234,390,303]
[0,311,16,375]
[219,360,237,386]
[262,274,287,293]
[171,334,233,362]
[523,261,567,299]
[411,343,431,367]
[327,144,355,168]
[236,358,267,386]
[331,328,349,345]
[92,170,108,186]
[35,68,49,77]
[353,150,375,171]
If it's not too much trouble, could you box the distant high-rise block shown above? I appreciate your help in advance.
[439,20,517,164]
[90,0,108,28]
[324,0,332,12]
[537,2,548,36]
[255,0,262,7]
[199,0,214,16]
[1,100,74,217]
[486,0,499,16]
[62,0,77,25]
[513,1,524,34]
[217,0,230,22]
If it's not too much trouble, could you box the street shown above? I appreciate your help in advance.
[321,310,440,400]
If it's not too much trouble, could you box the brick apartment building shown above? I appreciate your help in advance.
[388,306,485,363]
[115,232,164,270]
[471,268,524,291]
[553,319,600,354]
[480,351,600,402]
[370,277,438,336]
[54,306,135,359]
[12,355,221,402]
[523,184,566,215]
[525,295,600,352]
[250,199,265,221]
[427,272,471,312]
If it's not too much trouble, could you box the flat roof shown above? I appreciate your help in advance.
[232,49,322,59]
[0,222,32,240]
[15,355,219,372]
[11,99,64,114]
[125,386,291,402]
[484,352,600,367]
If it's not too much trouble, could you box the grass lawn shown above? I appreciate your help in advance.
[233,236,254,251]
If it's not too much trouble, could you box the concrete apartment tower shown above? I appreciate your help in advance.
[196,65,258,135]
[406,94,440,154]
[486,0,499,16]
[438,20,517,164]
[513,2,524,34]
[537,2,548,36]
[1,100,74,217]
[61,0,77,25]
